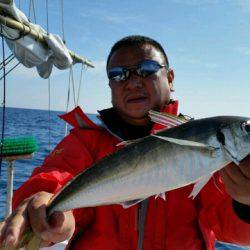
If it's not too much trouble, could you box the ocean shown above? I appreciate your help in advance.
[0,107,249,250]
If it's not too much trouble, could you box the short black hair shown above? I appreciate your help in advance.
[106,35,169,70]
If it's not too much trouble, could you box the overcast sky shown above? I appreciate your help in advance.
[1,0,250,118]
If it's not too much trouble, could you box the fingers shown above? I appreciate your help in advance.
[0,221,6,245]
[0,192,52,249]
[222,163,249,186]
[48,211,65,229]
[220,167,238,196]
[220,159,250,205]
[0,198,30,249]
[28,192,75,244]
[238,155,250,179]
[27,192,53,241]
[4,213,27,247]
[0,191,75,249]
[39,210,75,243]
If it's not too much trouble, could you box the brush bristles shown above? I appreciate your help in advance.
[0,137,38,156]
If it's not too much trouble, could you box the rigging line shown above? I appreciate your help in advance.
[28,0,32,20]
[0,61,21,81]
[65,68,71,136]
[28,0,37,23]
[0,53,14,67]
[0,54,15,71]
[18,0,21,9]
[0,34,6,178]
[61,0,65,43]
[70,66,76,107]
[0,53,14,66]
[31,0,37,24]
[48,77,51,150]
[76,63,84,106]
[45,0,49,34]
[45,0,51,149]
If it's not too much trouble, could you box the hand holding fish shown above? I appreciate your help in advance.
[220,155,250,206]
[0,192,75,249]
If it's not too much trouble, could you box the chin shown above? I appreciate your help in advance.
[125,108,149,119]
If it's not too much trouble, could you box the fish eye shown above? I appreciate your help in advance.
[241,121,250,133]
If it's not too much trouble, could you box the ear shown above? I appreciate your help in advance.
[108,81,112,89]
[167,69,174,92]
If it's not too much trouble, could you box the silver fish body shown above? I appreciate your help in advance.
[47,116,250,214]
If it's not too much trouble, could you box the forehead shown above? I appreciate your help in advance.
[108,44,165,69]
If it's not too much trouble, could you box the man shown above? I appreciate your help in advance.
[0,35,250,250]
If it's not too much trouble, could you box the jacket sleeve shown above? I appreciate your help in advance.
[12,128,99,231]
[198,173,250,246]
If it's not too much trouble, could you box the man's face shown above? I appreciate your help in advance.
[108,44,172,125]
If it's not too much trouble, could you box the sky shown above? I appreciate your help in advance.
[1,0,250,118]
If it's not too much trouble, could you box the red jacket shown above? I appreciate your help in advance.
[13,104,250,250]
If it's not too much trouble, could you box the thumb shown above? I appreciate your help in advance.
[48,211,65,230]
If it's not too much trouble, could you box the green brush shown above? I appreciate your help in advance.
[0,136,38,219]
[0,137,38,157]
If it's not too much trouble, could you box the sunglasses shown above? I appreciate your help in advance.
[108,59,168,82]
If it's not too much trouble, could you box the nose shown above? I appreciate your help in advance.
[125,71,143,89]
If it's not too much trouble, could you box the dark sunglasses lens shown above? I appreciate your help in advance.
[138,60,160,77]
[108,67,127,81]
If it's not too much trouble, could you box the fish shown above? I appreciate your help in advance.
[1,113,250,249]
[48,114,250,212]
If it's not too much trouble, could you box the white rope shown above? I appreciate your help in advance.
[70,66,77,107]
[28,0,37,23]
[28,0,32,19]
[45,0,51,147]
[48,77,51,150]
[32,0,37,23]
[45,0,49,34]
[64,66,78,136]
[61,0,65,43]
[76,63,86,106]
[64,68,71,136]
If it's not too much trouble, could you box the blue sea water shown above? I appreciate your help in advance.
[0,107,249,250]
[0,107,66,219]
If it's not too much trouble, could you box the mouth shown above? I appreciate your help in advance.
[126,95,148,104]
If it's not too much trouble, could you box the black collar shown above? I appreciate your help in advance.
[98,108,152,141]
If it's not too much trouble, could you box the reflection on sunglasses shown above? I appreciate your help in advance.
[108,59,168,82]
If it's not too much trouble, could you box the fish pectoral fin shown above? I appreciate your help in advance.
[121,198,145,208]
[222,145,240,165]
[116,138,142,147]
[149,110,187,127]
[189,174,213,199]
[152,135,216,150]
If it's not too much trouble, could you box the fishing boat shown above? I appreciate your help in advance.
[0,1,249,250]
[0,0,94,248]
